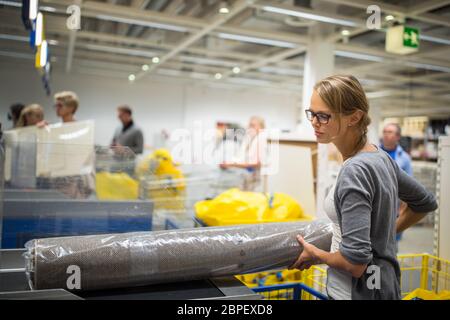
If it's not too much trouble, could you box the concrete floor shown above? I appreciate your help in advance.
[398,224,434,254]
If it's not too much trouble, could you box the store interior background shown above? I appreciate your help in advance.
[1,0,450,256]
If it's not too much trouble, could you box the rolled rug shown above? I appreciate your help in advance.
[25,219,332,291]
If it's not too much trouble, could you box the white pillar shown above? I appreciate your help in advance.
[368,102,382,145]
[299,2,336,219]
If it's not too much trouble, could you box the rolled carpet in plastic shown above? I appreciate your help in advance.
[24,220,332,291]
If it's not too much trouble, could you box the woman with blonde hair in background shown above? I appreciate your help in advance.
[16,104,44,128]
[288,75,437,300]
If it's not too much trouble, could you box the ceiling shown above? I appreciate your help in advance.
[0,0,450,118]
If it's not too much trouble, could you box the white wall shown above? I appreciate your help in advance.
[0,64,300,148]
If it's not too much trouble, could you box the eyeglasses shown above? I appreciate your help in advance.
[305,109,332,125]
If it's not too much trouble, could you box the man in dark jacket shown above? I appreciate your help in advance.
[111,105,144,155]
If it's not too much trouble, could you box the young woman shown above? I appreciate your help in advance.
[289,75,437,300]
[16,104,44,127]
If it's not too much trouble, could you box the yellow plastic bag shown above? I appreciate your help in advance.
[96,172,139,200]
[195,188,312,226]
[403,288,450,300]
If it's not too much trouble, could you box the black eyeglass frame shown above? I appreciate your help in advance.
[305,109,333,125]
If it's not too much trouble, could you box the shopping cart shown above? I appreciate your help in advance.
[398,253,450,299]
[248,254,450,300]
[252,282,328,300]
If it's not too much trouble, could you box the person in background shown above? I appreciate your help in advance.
[220,116,267,191]
[381,123,412,175]
[16,104,44,128]
[381,123,413,249]
[8,103,25,128]
[54,91,78,123]
[36,91,79,128]
[111,105,144,155]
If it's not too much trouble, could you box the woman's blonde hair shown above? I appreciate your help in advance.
[54,91,79,113]
[250,116,265,129]
[314,75,371,154]
[16,104,44,127]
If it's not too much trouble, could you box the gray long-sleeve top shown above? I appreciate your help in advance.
[112,122,144,155]
[333,147,437,300]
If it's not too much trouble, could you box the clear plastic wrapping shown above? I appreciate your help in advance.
[24,220,332,291]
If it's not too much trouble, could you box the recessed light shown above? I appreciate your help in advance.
[232,67,241,74]
[128,74,136,81]
[341,30,351,36]
[152,57,160,64]
[142,64,149,71]
[385,15,395,21]
[215,73,223,80]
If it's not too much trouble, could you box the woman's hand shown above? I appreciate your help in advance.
[36,120,48,128]
[289,235,322,271]
[220,163,231,169]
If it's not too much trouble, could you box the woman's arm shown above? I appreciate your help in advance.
[220,162,261,170]
[396,206,427,233]
[289,236,367,278]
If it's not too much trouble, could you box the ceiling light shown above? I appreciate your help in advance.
[142,64,149,71]
[218,33,297,48]
[341,30,351,36]
[128,74,136,81]
[232,66,241,74]
[385,15,395,22]
[215,73,223,80]
[96,15,189,33]
[152,56,160,64]
[219,1,230,14]
[261,5,359,27]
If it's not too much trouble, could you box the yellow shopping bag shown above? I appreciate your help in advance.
[195,188,313,226]
[96,172,139,200]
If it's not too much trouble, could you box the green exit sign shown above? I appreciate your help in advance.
[403,27,419,48]
[386,25,420,55]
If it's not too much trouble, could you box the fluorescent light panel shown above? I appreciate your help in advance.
[96,15,188,33]
[334,50,385,63]
[0,1,22,7]
[421,34,450,46]
[218,33,297,48]
[262,5,359,27]
[406,62,450,73]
